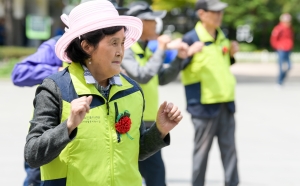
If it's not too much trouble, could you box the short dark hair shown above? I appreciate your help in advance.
[65,26,126,65]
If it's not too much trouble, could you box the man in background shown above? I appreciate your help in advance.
[180,0,239,185]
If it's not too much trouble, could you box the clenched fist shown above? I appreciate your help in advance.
[188,41,204,57]
[67,96,93,135]
[156,101,183,138]
[157,35,172,50]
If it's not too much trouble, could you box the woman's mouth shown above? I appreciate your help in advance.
[112,61,121,64]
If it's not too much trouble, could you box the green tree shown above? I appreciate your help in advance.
[120,0,300,50]
[223,0,300,50]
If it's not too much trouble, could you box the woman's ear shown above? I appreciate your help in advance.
[81,40,93,55]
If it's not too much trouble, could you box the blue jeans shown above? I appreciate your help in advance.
[23,162,41,186]
[277,50,292,85]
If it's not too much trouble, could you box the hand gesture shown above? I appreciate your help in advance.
[188,41,204,57]
[230,41,239,57]
[165,38,189,59]
[176,42,189,59]
[156,101,183,138]
[157,35,172,50]
[166,38,183,49]
[67,96,93,135]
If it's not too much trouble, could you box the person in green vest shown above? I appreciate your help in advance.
[24,1,183,186]
[180,0,240,185]
[122,2,192,186]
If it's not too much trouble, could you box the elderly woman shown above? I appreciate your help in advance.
[24,1,183,186]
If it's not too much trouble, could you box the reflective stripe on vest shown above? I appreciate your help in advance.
[181,22,236,104]
[130,42,159,121]
[40,62,144,186]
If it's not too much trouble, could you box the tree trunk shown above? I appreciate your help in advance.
[4,0,14,45]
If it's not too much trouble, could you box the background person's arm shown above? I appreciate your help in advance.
[270,26,281,50]
[122,48,165,84]
[11,37,62,87]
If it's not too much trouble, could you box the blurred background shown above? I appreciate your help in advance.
[0,0,300,186]
[1,0,300,76]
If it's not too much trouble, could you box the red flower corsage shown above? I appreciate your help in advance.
[222,46,228,55]
[115,110,133,140]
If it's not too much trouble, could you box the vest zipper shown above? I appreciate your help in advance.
[105,91,114,185]
[114,102,121,143]
[106,101,110,115]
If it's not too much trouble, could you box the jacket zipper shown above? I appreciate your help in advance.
[114,102,121,143]
[105,93,114,185]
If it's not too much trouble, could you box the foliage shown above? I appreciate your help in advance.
[0,47,36,78]
[132,0,300,51]
[0,46,36,59]
[222,0,300,50]
[0,58,19,78]
[239,43,258,52]
[151,0,196,11]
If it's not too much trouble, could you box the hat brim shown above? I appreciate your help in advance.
[208,2,228,11]
[137,10,167,20]
[55,16,142,62]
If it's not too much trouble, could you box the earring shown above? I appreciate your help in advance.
[89,61,92,65]
[88,58,92,65]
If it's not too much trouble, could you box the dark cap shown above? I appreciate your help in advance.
[195,0,228,11]
[125,1,166,20]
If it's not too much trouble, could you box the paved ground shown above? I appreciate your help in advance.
[0,63,300,185]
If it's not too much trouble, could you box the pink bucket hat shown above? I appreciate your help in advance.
[55,0,143,62]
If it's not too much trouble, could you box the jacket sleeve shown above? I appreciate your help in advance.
[24,78,77,168]
[270,25,280,50]
[158,58,182,85]
[139,122,170,161]
[122,48,165,84]
[11,38,62,87]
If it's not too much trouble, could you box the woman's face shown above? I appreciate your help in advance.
[88,28,125,81]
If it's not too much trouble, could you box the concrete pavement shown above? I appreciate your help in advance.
[0,72,300,185]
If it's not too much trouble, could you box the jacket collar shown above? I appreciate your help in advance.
[68,62,133,100]
[195,21,226,44]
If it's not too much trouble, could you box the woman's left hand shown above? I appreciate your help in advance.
[156,101,183,138]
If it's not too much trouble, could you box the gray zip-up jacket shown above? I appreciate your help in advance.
[24,78,170,168]
[122,43,182,86]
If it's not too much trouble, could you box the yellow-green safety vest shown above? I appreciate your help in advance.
[40,62,144,186]
[181,22,236,104]
[130,42,159,121]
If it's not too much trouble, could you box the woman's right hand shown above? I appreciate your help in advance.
[67,96,93,135]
